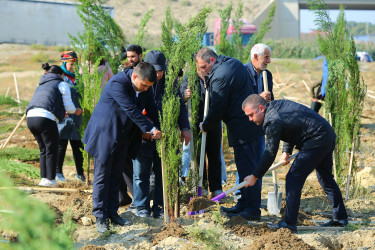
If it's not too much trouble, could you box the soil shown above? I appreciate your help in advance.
[250,228,315,250]
[1,44,375,249]
[187,196,216,211]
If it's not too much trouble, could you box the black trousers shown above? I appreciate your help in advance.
[197,122,222,192]
[27,117,59,180]
[57,139,84,175]
[119,157,134,204]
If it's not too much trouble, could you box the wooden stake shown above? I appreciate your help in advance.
[345,140,355,202]
[13,73,22,113]
[328,112,337,181]
[5,86,11,97]
[160,139,170,224]
[0,186,92,193]
[187,99,196,190]
[301,80,311,95]
[0,113,26,150]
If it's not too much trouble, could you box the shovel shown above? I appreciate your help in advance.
[211,153,298,203]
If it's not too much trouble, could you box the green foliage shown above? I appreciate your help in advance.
[0,96,18,107]
[265,39,322,59]
[133,9,154,46]
[0,147,40,162]
[212,203,227,227]
[309,0,366,186]
[29,52,49,63]
[0,174,74,249]
[187,222,225,250]
[0,158,39,180]
[214,1,277,63]
[160,6,212,218]
[347,21,375,36]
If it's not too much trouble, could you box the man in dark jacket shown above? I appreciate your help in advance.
[131,50,191,218]
[83,62,161,233]
[196,48,263,220]
[123,44,143,70]
[180,73,224,197]
[242,94,348,232]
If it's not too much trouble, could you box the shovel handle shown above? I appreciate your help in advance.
[211,153,298,202]
[263,71,269,92]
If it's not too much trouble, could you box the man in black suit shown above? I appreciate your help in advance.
[83,62,161,233]
[196,48,263,221]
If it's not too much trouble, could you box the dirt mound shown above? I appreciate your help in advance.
[56,191,92,221]
[152,222,186,246]
[57,181,89,190]
[250,228,314,250]
[232,223,276,238]
[225,215,249,228]
[187,196,215,212]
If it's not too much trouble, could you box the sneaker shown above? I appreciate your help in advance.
[55,173,66,182]
[268,220,297,233]
[40,179,58,188]
[127,203,137,214]
[320,219,348,227]
[96,217,109,233]
[211,190,224,197]
[76,174,86,182]
[136,209,150,218]
[38,178,47,186]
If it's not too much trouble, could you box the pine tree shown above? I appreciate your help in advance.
[308,0,366,188]
[69,0,127,182]
[160,6,212,221]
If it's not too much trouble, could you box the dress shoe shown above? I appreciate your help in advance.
[96,217,109,233]
[220,202,245,214]
[268,220,297,233]
[109,214,131,226]
[226,210,260,221]
[320,219,348,227]
[119,197,132,207]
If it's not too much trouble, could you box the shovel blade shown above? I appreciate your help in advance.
[267,191,282,215]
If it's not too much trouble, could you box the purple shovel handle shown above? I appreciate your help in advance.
[188,187,205,215]
[211,192,227,202]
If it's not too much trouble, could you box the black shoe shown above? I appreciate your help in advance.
[152,207,164,219]
[119,196,132,207]
[226,210,260,222]
[220,202,245,214]
[109,214,131,226]
[268,220,297,233]
[320,219,348,227]
[96,217,109,233]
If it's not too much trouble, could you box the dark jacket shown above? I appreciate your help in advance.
[138,74,190,157]
[244,61,274,137]
[201,55,260,147]
[244,61,274,100]
[57,75,82,140]
[252,100,336,178]
[83,70,160,165]
[26,73,65,121]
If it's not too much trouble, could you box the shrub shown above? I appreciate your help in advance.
[29,52,49,63]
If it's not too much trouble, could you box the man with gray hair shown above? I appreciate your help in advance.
[196,48,262,221]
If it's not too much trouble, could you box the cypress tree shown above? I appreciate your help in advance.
[308,0,366,187]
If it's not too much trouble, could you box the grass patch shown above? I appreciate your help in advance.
[0,158,40,180]
[0,147,40,162]
[274,59,303,71]
[0,123,17,134]
[30,52,50,63]
[0,95,18,106]
[30,44,46,50]
[187,222,227,249]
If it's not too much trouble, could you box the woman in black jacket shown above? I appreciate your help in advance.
[26,63,82,187]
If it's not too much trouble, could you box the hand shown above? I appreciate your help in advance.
[280,152,290,165]
[65,112,69,118]
[260,91,271,102]
[142,133,153,141]
[180,130,191,146]
[152,129,162,140]
[244,175,258,187]
[184,89,192,101]
[74,108,83,116]
[312,97,318,103]
[199,122,205,132]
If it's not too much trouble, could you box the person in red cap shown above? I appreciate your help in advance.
[56,51,85,182]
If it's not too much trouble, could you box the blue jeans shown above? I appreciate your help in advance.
[181,141,228,184]
[133,153,163,213]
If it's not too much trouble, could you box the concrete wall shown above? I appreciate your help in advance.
[0,0,113,45]
[252,0,375,39]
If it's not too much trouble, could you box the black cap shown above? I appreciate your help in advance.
[144,50,166,71]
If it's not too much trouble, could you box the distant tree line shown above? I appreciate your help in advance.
[347,21,375,36]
